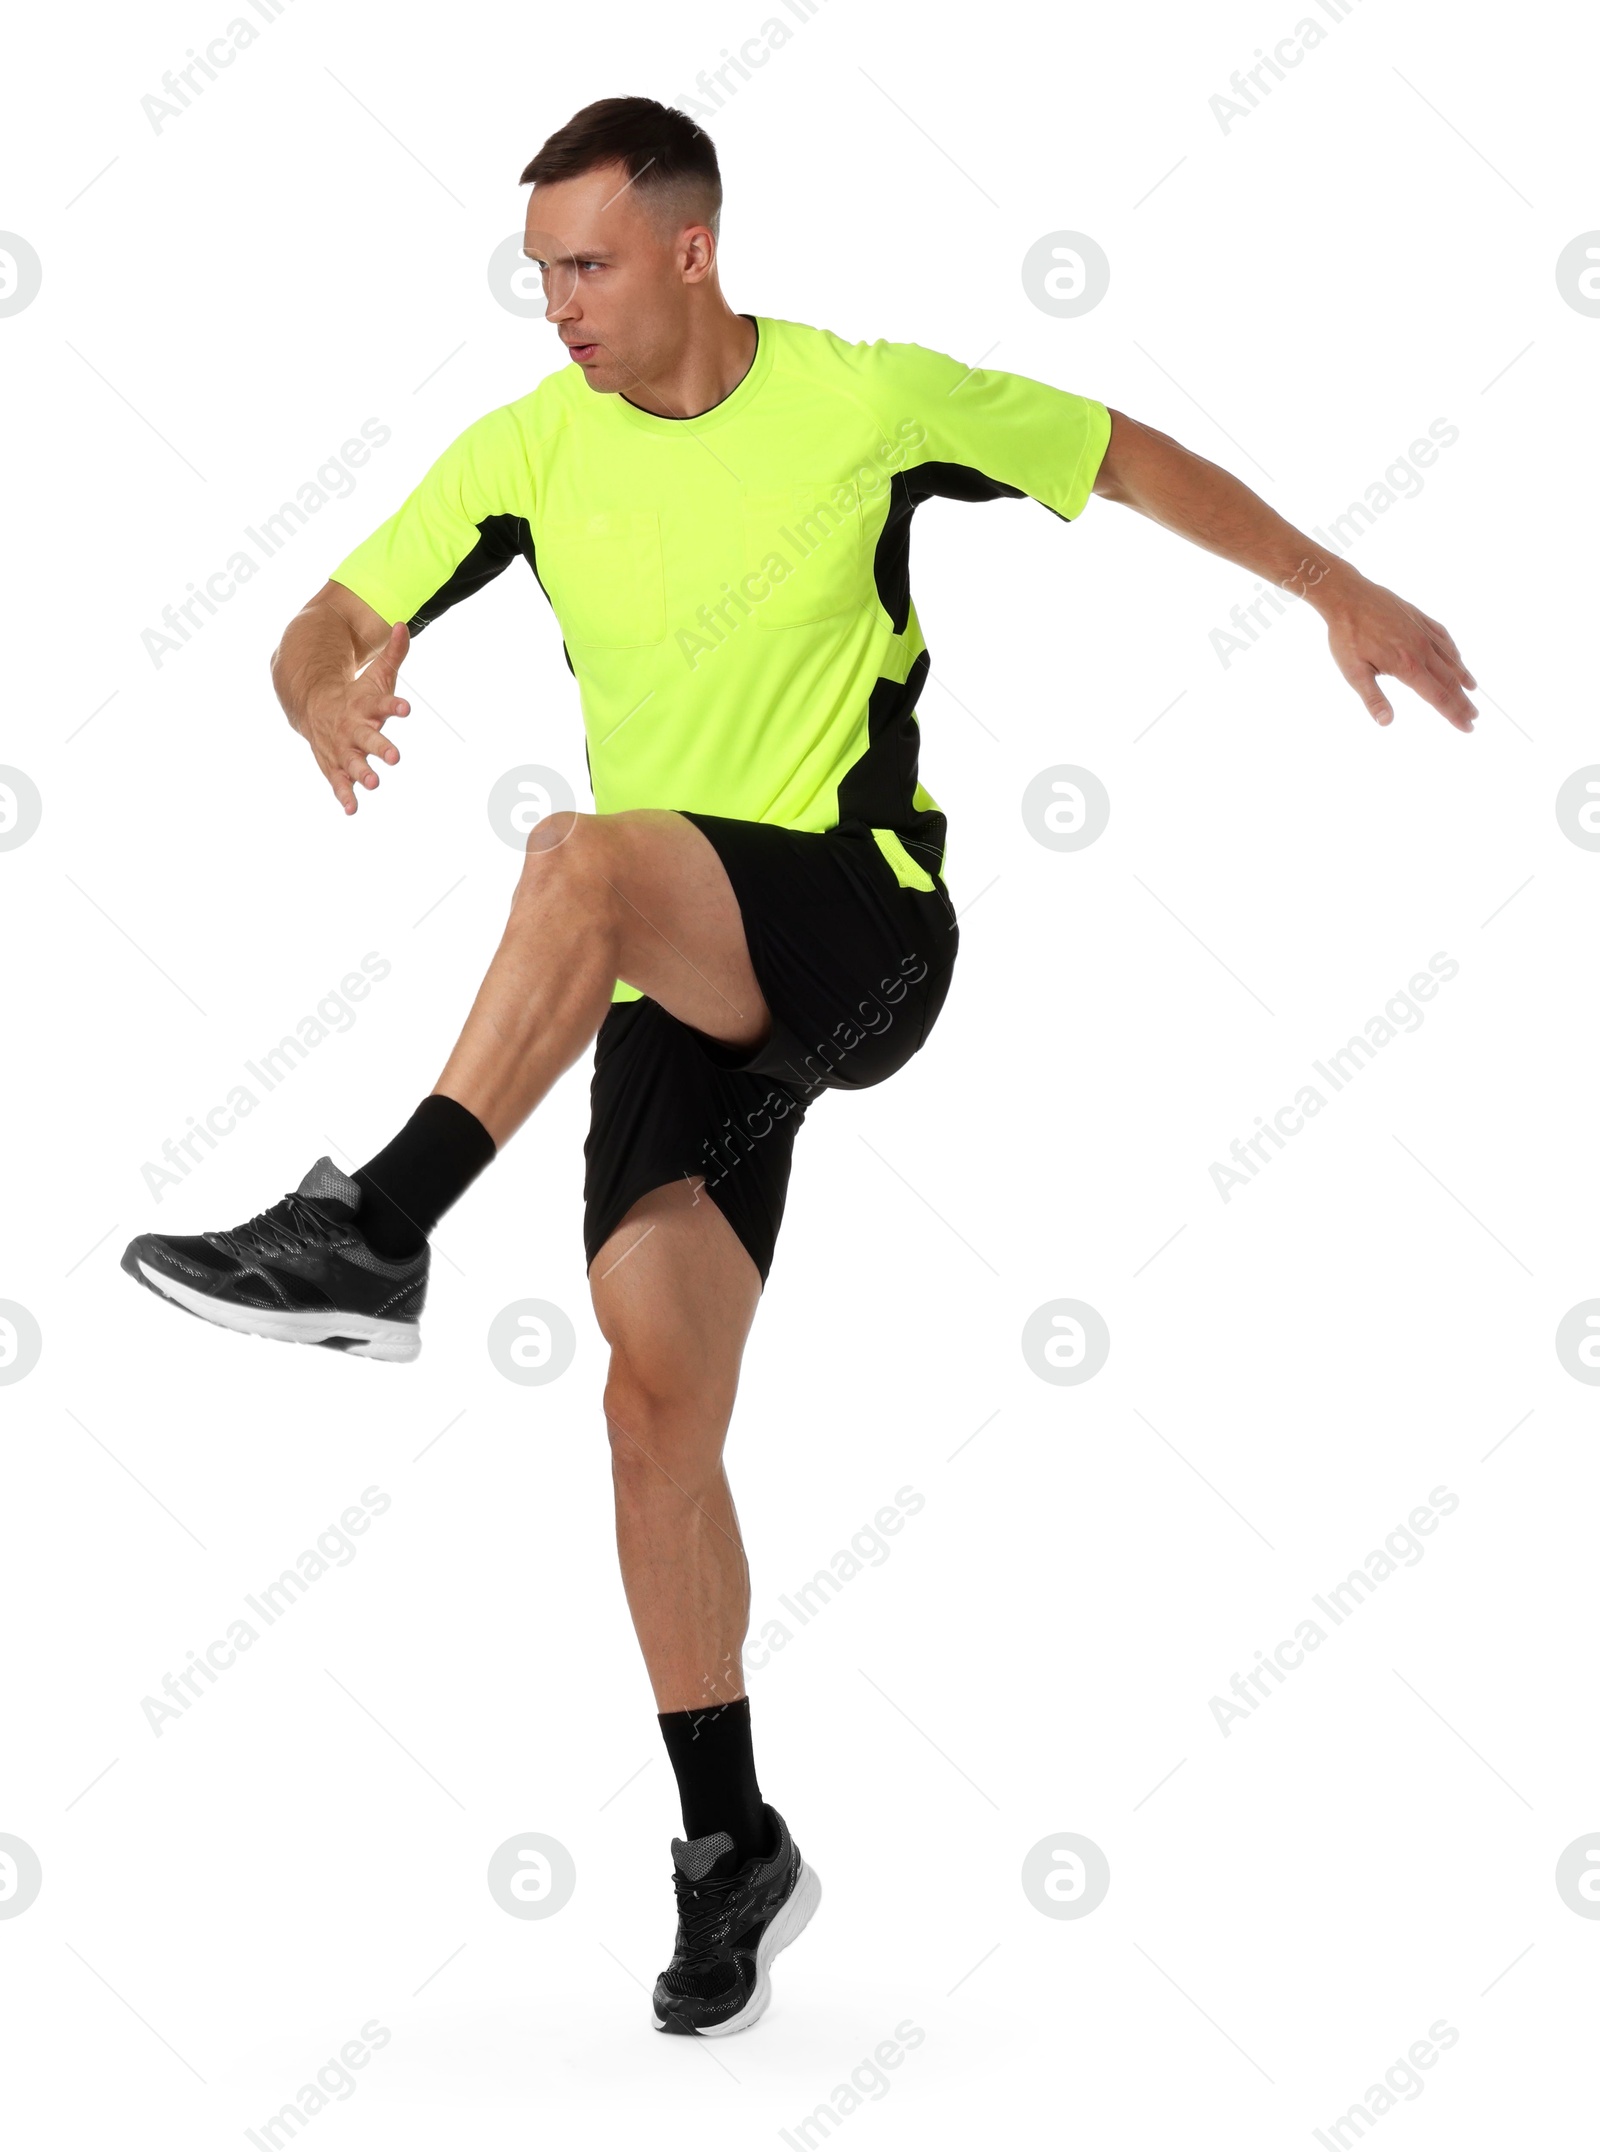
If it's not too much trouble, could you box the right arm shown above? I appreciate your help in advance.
[270,580,411,816]
[276,400,535,814]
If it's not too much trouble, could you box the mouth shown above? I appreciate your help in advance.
[562,338,600,363]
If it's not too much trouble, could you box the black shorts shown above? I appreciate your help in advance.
[582,813,959,1288]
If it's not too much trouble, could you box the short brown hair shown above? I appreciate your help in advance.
[519,98,722,235]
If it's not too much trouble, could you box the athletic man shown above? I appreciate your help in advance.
[121,98,1477,2035]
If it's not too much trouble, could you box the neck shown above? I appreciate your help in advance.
[623,306,757,420]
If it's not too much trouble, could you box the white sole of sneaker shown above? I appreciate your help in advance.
[135,1261,421,1362]
[660,1859,822,2038]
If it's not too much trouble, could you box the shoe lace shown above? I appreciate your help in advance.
[670,1869,745,1965]
[206,1191,346,1263]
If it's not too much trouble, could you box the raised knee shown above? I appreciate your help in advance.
[518,807,610,878]
[512,809,616,913]
[524,806,594,860]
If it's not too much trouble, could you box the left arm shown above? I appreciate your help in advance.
[1092,409,1477,732]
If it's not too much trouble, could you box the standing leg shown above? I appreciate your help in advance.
[590,1171,824,2037]
[590,1176,763,1715]
[590,1172,778,1858]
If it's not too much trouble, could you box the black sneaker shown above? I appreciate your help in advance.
[120,1156,427,1362]
[652,1802,821,2036]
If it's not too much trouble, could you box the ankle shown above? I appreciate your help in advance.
[352,1095,496,1257]
[658,1696,769,1861]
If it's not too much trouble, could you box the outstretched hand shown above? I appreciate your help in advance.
[1316,569,1477,733]
[296,619,412,813]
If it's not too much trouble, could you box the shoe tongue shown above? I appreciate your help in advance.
[295,1155,362,1213]
[671,1828,738,1882]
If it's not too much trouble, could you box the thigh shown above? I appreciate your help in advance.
[583,997,814,1296]
[588,1179,760,1421]
[673,814,961,1095]
[576,807,772,1051]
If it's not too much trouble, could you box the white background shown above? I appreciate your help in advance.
[3,0,1597,2142]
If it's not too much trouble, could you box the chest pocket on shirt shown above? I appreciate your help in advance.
[541,509,666,648]
[740,479,865,629]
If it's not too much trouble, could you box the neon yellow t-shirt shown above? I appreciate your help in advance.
[329,315,1110,1000]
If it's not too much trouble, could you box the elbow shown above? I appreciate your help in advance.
[1093,409,1130,502]
[1093,408,1182,503]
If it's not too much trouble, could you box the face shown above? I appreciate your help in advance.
[523,161,714,397]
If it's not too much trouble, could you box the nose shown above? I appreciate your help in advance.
[535,259,582,326]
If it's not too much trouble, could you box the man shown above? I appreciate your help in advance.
[121,97,1477,2036]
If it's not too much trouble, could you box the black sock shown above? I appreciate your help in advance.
[658,1695,772,1863]
[352,1094,496,1258]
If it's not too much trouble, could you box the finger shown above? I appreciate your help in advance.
[1381,644,1474,732]
[1401,642,1476,727]
[365,620,411,693]
[1337,655,1393,725]
[1426,645,1479,715]
[322,759,358,814]
[1412,650,1477,732]
[346,751,381,790]
[1418,612,1476,687]
[353,727,400,767]
[1428,637,1476,692]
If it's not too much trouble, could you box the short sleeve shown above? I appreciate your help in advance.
[860,339,1111,523]
[328,404,533,633]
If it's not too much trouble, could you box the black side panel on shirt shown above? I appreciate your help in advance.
[407,514,533,634]
[870,460,1027,638]
[833,649,941,872]
[406,512,575,681]
[835,457,1037,873]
